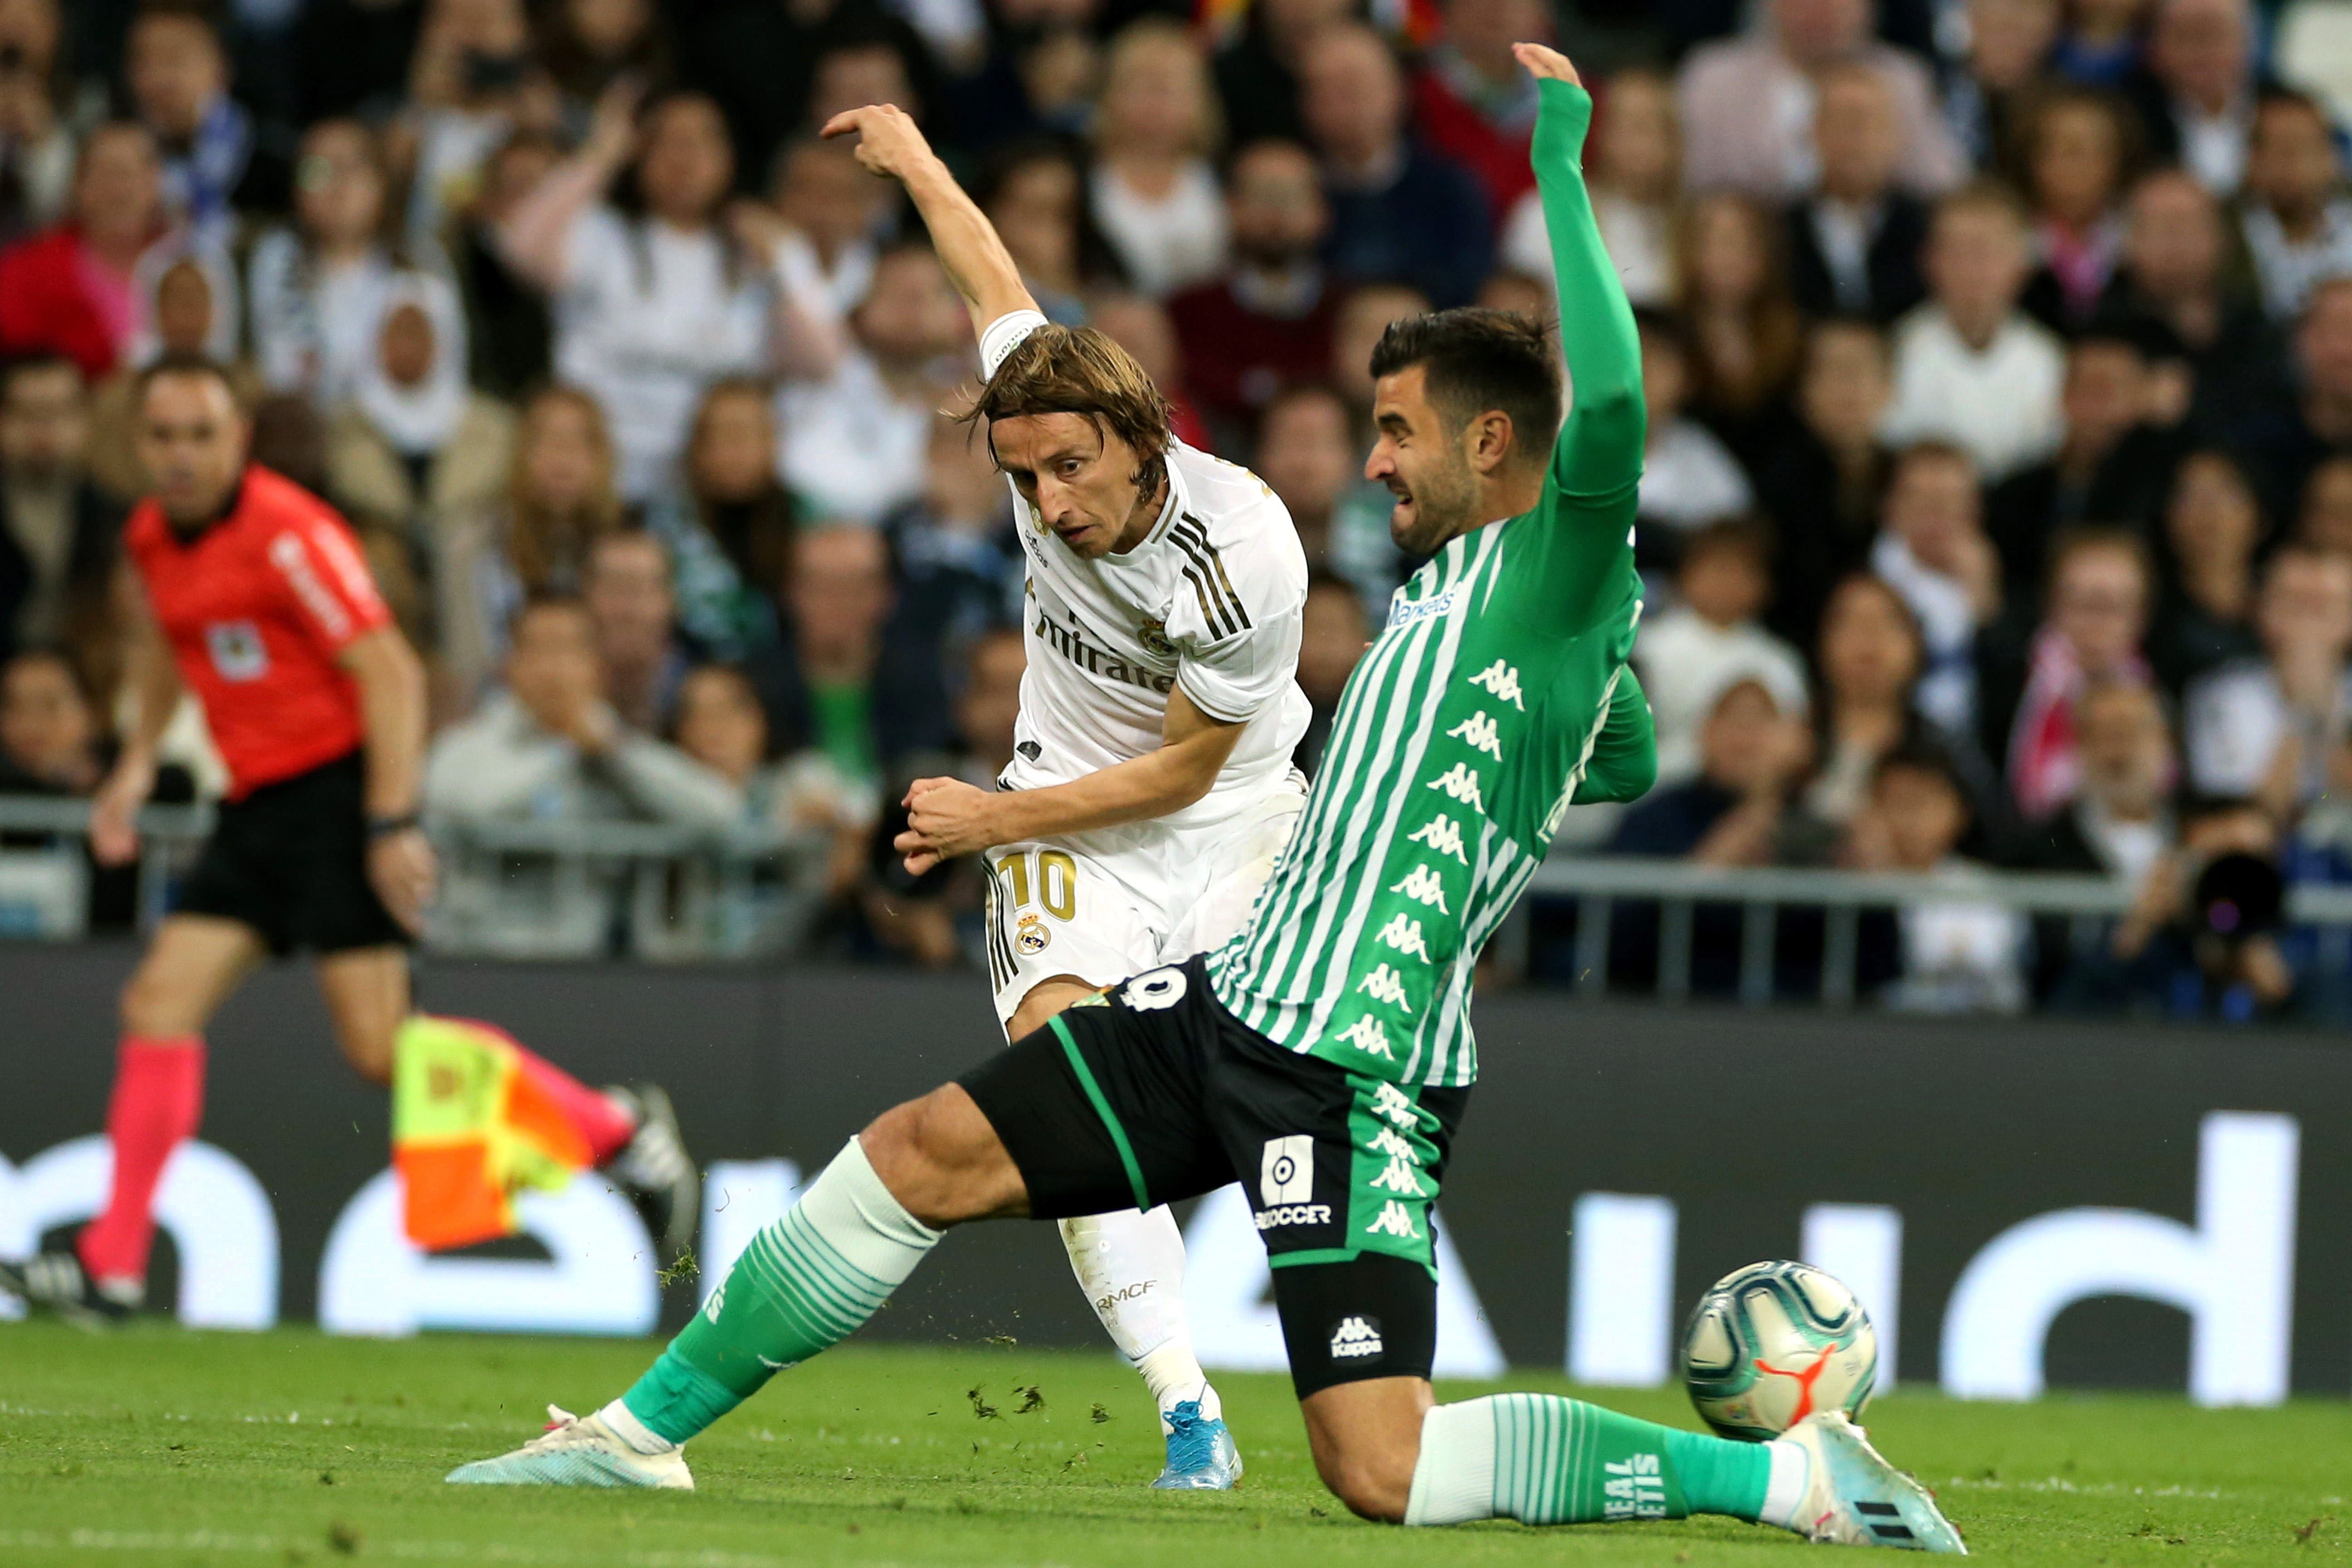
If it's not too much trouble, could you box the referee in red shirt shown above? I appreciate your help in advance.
[1,356,696,1322]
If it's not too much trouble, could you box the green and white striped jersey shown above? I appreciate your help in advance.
[1205,78,1658,1088]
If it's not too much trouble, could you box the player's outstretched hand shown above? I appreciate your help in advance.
[1512,42,1581,85]
[88,752,155,867]
[368,828,438,936]
[895,775,1000,876]
[819,103,939,186]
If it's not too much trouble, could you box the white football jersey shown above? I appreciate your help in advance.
[981,311,1312,831]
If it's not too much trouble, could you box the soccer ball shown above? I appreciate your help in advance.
[1679,1261,1878,1441]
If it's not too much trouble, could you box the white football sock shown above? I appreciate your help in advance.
[1058,1207,1220,1427]
[1759,1438,1812,1530]
[1403,1401,1496,1525]
[597,1396,678,1455]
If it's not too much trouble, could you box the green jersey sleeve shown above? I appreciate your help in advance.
[1570,661,1657,806]
[1521,77,1645,637]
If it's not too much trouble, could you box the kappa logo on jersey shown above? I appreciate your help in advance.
[1136,615,1176,657]
[1407,814,1469,863]
[1332,1014,1394,1058]
[1468,659,1525,709]
[1369,1154,1423,1196]
[1368,1125,1420,1164]
[1329,1315,1385,1359]
[205,621,270,682]
[1426,762,1486,810]
[1364,1199,1421,1240]
[1390,863,1451,913]
[1124,967,1189,1010]
[1356,964,1411,1009]
[1370,1081,1419,1129]
[1374,911,1431,960]
[1447,711,1505,758]
[1015,912,1051,955]
[1260,1136,1314,1205]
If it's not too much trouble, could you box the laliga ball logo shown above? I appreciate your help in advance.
[1680,1260,1879,1441]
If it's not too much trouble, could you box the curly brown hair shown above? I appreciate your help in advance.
[963,323,1174,495]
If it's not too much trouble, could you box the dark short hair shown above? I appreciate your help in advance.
[509,590,589,637]
[1681,515,1774,573]
[1872,734,1963,794]
[1367,307,1563,465]
[2,643,89,699]
[0,353,83,397]
[136,350,239,403]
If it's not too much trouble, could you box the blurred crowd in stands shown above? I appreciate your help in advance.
[2,0,2352,1020]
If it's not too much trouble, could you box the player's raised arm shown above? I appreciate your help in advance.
[1523,45,1643,505]
[822,104,1037,342]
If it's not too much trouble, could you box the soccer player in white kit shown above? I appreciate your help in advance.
[831,103,1311,1489]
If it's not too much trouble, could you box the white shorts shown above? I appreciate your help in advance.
[981,774,1309,1029]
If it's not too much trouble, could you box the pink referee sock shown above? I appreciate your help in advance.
[508,1044,636,1164]
[77,1035,206,1287]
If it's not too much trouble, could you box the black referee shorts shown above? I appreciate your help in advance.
[175,750,411,956]
[958,955,1470,1398]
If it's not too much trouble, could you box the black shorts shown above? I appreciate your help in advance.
[175,751,411,957]
[959,955,1470,1398]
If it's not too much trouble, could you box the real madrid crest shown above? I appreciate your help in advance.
[1137,617,1175,657]
[1016,912,1051,955]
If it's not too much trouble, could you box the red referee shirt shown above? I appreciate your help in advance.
[125,465,393,799]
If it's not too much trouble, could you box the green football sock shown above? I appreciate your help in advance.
[616,1140,940,1445]
[1405,1395,1774,1526]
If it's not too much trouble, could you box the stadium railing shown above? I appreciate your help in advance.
[1511,857,2352,1005]
[0,795,829,960]
[12,793,2352,997]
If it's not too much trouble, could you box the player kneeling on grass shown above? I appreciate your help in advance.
[0,356,696,1325]
[445,45,1963,1553]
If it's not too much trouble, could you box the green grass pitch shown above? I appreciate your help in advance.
[1,1323,2345,1566]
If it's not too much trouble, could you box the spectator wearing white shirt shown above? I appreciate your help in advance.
[1884,183,2066,481]
[2184,544,2352,814]
[1501,65,1678,309]
[777,239,971,524]
[773,138,889,321]
[1634,308,1753,539]
[1636,519,1810,785]
[423,594,745,956]
[2123,0,2259,196]
[500,86,822,500]
[1088,19,1228,299]
[403,0,541,246]
[1853,738,2026,1014]
[2024,677,2177,890]
[1785,62,1929,324]
[1673,0,1965,205]
[1869,441,2001,735]
[246,119,415,408]
[2239,89,2352,323]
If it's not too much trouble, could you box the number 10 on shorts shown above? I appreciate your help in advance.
[997,849,1079,921]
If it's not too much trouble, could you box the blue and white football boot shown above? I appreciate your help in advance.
[1151,1399,1244,1490]
[1782,1411,1966,1552]
[446,1406,693,1489]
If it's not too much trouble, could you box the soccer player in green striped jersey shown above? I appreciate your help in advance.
[444,43,1964,1554]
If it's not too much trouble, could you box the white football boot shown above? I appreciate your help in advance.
[445,1406,694,1489]
[1779,1411,1965,1552]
